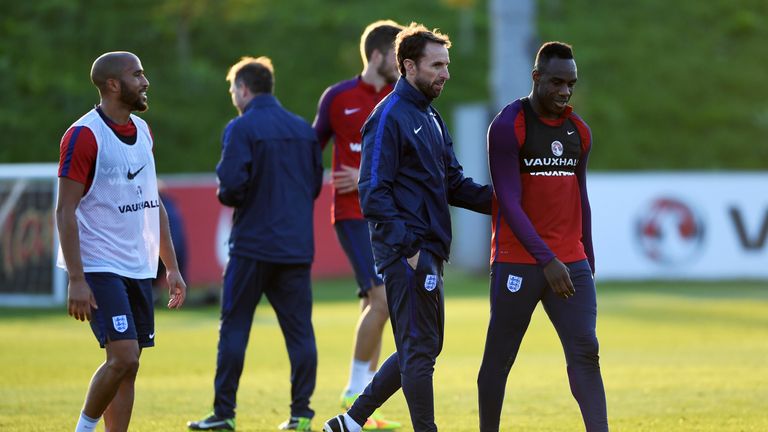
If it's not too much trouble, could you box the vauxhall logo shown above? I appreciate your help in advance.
[118,199,160,214]
[523,157,578,167]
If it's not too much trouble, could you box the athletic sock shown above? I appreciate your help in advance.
[345,358,371,396]
[75,411,100,432]
[342,413,363,432]
[366,367,376,387]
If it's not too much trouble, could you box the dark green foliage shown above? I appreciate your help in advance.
[2,1,767,170]
[0,0,489,172]
[538,0,768,169]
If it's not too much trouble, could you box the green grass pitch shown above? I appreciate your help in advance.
[1,274,766,431]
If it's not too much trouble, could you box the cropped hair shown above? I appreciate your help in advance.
[226,56,274,94]
[360,20,403,66]
[533,42,574,73]
[395,22,451,75]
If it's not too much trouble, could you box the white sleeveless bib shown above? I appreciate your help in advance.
[57,109,160,279]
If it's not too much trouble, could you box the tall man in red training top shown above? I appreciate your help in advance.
[56,51,186,432]
[313,19,403,431]
[479,41,608,432]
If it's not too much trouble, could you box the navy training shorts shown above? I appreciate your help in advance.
[334,219,384,297]
[85,272,155,348]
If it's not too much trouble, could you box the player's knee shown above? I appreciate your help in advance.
[108,354,140,378]
[368,284,388,307]
[567,333,600,364]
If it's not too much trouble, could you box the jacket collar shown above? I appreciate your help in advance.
[394,76,432,111]
[243,93,280,113]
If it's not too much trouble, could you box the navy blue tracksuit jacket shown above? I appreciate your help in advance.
[358,77,493,271]
[212,94,322,420]
[217,94,323,263]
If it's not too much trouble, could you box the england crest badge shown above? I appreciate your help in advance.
[507,275,523,293]
[424,274,438,291]
[112,315,128,333]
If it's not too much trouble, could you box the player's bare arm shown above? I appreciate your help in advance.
[332,164,360,194]
[56,177,98,321]
[159,199,186,309]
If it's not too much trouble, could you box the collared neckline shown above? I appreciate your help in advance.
[356,76,393,96]
[242,93,281,113]
[393,76,432,111]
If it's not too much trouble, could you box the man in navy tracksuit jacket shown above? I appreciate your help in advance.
[323,23,493,432]
[189,57,323,432]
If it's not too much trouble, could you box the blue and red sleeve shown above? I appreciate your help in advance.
[58,126,97,192]
[572,113,595,273]
[488,102,556,266]
[313,86,335,151]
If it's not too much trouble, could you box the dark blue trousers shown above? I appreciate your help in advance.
[213,255,317,419]
[349,251,444,432]
[477,259,608,432]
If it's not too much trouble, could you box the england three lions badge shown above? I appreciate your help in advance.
[425,274,438,291]
[507,275,523,293]
[112,315,129,333]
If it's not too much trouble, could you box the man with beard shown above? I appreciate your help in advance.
[56,51,186,432]
[188,56,323,432]
[313,19,403,431]
[323,23,493,432]
[478,41,609,431]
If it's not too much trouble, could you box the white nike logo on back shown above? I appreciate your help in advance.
[567,130,575,135]
[414,126,423,134]
[149,333,155,339]
[344,108,361,115]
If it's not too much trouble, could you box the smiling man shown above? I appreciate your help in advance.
[479,41,609,432]
[322,23,493,432]
[56,51,186,432]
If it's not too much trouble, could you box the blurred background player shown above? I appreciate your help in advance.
[56,51,186,432]
[323,23,493,432]
[187,56,323,432]
[479,41,609,431]
[313,19,403,431]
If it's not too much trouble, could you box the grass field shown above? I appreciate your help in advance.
[1,273,767,431]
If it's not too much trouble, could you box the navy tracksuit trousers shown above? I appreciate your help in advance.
[477,259,608,432]
[349,250,444,432]
[213,255,317,419]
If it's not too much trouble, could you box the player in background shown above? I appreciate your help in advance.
[313,19,403,431]
[56,51,186,432]
[188,56,323,432]
[478,41,609,432]
[323,23,493,432]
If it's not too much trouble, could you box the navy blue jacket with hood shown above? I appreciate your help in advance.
[358,77,493,272]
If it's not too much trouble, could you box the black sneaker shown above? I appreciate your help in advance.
[278,416,312,431]
[188,412,235,431]
[323,415,350,432]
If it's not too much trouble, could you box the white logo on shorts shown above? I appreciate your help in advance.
[424,274,438,291]
[507,275,523,293]
[112,315,128,333]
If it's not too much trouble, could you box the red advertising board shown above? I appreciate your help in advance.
[161,177,351,287]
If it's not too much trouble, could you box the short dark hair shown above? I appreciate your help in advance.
[395,22,451,76]
[534,41,574,73]
[226,56,274,94]
[360,20,403,66]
